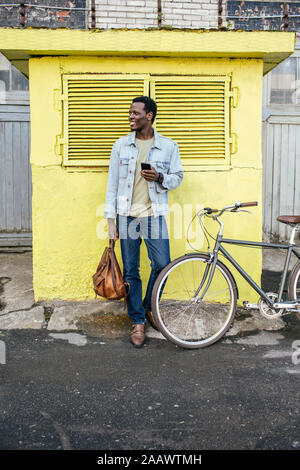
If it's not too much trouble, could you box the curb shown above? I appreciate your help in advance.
[0,299,287,339]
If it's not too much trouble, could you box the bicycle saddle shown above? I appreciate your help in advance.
[277,215,300,225]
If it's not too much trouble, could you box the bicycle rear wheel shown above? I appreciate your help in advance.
[151,254,237,349]
[289,260,300,320]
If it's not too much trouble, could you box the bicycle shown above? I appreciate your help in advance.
[151,201,300,349]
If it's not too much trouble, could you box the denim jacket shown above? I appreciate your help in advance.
[104,129,184,219]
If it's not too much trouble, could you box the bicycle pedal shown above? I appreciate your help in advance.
[243,301,258,310]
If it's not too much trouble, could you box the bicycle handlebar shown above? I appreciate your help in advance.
[203,207,219,214]
[196,201,258,244]
[203,201,258,217]
[239,201,258,208]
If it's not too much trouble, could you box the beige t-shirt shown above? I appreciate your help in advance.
[129,137,154,217]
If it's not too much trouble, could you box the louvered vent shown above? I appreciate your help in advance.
[62,75,148,165]
[151,76,231,162]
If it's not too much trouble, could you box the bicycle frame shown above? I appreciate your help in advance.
[196,216,300,308]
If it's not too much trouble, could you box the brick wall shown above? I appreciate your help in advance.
[91,0,158,29]
[91,0,220,29]
[161,0,219,29]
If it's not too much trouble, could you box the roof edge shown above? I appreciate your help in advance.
[0,28,295,77]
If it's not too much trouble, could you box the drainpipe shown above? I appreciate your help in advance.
[158,0,162,28]
[19,0,25,27]
[283,2,289,31]
[91,0,96,28]
[218,0,223,28]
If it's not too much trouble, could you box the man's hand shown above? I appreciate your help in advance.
[107,218,119,241]
[141,165,159,182]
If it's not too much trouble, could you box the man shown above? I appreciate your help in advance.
[104,96,183,348]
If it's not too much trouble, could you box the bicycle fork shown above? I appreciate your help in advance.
[191,252,219,303]
[191,225,224,303]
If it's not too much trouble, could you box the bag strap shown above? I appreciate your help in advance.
[109,238,129,310]
[109,239,118,292]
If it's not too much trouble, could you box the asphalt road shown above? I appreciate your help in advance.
[0,314,300,452]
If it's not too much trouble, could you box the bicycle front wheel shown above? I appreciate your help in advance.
[289,260,300,320]
[151,254,237,349]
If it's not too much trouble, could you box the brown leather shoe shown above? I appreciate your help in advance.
[146,310,159,331]
[131,323,145,348]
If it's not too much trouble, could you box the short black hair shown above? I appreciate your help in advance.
[132,96,157,123]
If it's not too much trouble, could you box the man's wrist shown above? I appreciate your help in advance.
[157,172,164,185]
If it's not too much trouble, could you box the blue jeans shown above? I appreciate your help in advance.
[116,215,171,324]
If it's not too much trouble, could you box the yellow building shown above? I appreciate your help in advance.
[0,28,295,303]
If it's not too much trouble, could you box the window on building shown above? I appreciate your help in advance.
[60,74,233,167]
[150,76,231,166]
[61,74,149,166]
[0,53,29,104]
[269,56,300,105]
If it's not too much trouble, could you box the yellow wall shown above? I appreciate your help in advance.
[30,55,263,303]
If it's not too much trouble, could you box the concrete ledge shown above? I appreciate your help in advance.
[226,308,286,337]
[77,312,132,339]
[0,306,45,330]
[46,303,286,339]
[46,299,126,332]
[0,299,287,338]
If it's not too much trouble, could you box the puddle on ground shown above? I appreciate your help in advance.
[229,331,284,346]
[285,367,300,374]
[263,350,293,359]
[49,333,87,346]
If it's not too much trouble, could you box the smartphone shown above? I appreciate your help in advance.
[141,163,151,171]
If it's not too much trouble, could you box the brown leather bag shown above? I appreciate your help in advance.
[92,239,129,307]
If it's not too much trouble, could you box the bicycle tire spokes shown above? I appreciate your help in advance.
[152,255,237,348]
[289,262,300,320]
